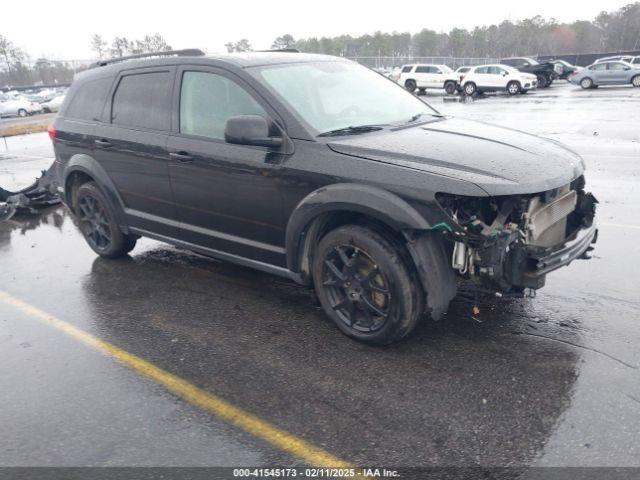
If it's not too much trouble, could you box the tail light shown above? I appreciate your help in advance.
[47,124,56,142]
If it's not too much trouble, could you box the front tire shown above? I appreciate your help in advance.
[312,225,424,345]
[74,182,137,258]
[632,75,640,87]
[580,77,593,89]
[404,79,417,93]
[507,81,521,95]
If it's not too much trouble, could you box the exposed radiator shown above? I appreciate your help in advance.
[526,189,577,246]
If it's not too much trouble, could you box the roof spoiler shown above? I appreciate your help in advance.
[89,49,205,69]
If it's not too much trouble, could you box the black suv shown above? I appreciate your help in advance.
[50,50,597,345]
[501,57,558,88]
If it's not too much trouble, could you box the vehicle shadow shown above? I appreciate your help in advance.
[82,247,581,467]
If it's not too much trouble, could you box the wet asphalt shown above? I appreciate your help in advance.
[1,82,639,469]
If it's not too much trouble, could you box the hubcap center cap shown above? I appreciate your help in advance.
[344,276,363,300]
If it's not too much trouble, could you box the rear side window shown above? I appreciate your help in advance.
[415,66,431,73]
[111,71,171,130]
[608,62,627,70]
[590,63,607,71]
[64,77,112,121]
[401,66,413,73]
[475,66,489,74]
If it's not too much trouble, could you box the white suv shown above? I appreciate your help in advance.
[398,64,459,94]
[460,64,538,96]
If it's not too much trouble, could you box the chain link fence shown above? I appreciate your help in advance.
[347,56,500,69]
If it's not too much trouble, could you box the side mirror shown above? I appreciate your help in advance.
[225,115,283,148]
[523,62,530,67]
[502,71,509,76]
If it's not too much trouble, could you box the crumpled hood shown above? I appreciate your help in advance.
[328,117,585,196]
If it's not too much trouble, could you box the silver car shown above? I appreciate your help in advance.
[569,61,640,89]
[594,55,640,66]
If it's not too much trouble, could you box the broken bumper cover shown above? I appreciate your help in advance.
[510,224,598,289]
[0,163,60,222]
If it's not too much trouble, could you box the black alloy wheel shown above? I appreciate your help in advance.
[78,194,113,252]
[321,244,391,333]
[74,182,137,258]
[312,225,426,345]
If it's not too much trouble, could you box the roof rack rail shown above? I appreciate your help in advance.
[89,49,206,69]
[258,48,300,53]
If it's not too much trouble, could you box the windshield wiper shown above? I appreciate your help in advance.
[318,125,385,137]
[408,112,444,123]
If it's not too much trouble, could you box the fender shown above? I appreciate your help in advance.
[285,183,431,274]
[63,154,128,228]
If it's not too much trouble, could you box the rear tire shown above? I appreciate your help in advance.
[418,88,426,95]
[632,75,640,87]
[404,79,417,93]
[444,81,456,95]
[312,225,424,345]
[580,77,593,89]
[536,74,548,88]
[74,182,137,258]
[18,109,27,117]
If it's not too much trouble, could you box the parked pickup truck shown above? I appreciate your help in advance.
[398,64,459,95]
[501,57,558,88]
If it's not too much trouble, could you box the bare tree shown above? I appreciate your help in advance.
[91,34,108,59]
[110,37,132,57]
[225,39,252,52]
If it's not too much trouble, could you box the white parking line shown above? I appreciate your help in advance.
[600,222,640,231]
[0,153,53,161]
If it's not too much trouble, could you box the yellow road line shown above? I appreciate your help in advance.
[0,290,351,468]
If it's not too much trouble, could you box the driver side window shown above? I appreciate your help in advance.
[180,71,266,140]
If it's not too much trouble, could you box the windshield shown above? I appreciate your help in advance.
[523,57,539,65]
[250,61,439,135]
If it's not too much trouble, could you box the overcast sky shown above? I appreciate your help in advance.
[2,0,630,59]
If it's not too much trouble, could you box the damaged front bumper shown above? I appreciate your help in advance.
[505,224,598,290]
[0,164,60,222]
[438,180,598,293]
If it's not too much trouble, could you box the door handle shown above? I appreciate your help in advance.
[94,139,112,148]
[169,151,194,163]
